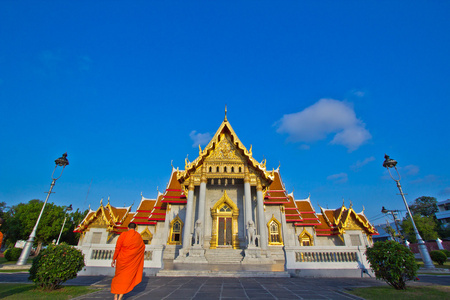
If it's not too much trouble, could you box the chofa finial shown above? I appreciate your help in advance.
[224,105,227,122]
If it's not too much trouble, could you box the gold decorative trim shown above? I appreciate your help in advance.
[210,191,239,249]
[298,229,314,246]
[167,215,183,245]
[267,215,283,245]
[141,227,153,245]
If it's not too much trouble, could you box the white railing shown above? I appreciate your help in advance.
[90,249,153,261]
[77,244,163,269]
[285,246,370,271]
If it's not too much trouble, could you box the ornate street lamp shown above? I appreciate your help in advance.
[56,204,73,245]
[17,153,69,265]
[382,154,434,269]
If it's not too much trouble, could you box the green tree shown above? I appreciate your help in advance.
[3,200,67,252]
[410,196,438,217]
[0,201,7,219]
[401,215,438,243]
[366,240,418,290]
[59,208,89,245]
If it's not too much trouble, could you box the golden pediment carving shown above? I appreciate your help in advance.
[345,217,361,230]
[207,137,242,162]
[90,216,108,228]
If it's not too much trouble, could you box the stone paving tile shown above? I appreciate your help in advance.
[191,293,221,300]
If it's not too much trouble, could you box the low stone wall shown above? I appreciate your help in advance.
[284,246,373,278]
[76,244,165,275]
[409,241,450,253]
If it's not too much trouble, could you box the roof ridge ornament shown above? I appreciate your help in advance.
[224,104,227,122]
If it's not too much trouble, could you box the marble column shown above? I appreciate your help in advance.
[244,166,253,246]
[182,176,195,249]
[197,166,207,248]
[256,178,268,250]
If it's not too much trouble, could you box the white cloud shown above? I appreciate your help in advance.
[327,173,348,184]
[351,90,365,97]
[403,165,420,176]
[275,98,371,151]
[189,130,211,147]
[351,156,375,171]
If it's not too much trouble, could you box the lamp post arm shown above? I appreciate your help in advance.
[56,215,68,245]
[17,174,57,265]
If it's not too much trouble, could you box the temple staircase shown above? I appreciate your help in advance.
[157,248,290,277]
[205,248,244,264]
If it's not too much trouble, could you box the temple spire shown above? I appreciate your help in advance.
[224,105,227,122]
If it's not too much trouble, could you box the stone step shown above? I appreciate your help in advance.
[205,249,244,264]
[156,270,291,277]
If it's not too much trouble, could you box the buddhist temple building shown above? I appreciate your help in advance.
[75,112,378,277]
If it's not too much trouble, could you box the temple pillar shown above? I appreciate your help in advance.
[197,166,207,248]
[256,178,268,250]
[182,176,195,249]
[244,166,253,247]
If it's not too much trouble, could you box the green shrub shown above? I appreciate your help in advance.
[430,250,447,265]
[29,243,85,290]
[366,240,418,290]
[4,247,23,261]
[441,249,450,258]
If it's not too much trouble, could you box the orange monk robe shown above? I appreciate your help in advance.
[0,231,3,249]
[111,230,145,295]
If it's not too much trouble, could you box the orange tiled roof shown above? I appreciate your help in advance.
[162,168,186,204]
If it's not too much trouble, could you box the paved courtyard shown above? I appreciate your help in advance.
[73,276,384,300]
[1,273,449,300]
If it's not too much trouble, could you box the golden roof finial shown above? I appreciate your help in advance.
[107,196,110,205]
[349,200,353,208]
[100,198,103,206]
[224,104,228,122]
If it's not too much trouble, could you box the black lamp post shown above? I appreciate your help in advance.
[17,153,69,265]
[382,154,434,269]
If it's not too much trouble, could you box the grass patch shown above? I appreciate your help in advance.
[0,257,34,265]
[0,283,101,300]
[0,269,29,273]
[416,260,450,269]
[347,286,450,300]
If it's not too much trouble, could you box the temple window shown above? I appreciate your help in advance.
[231,167,234,172]
[91,232,102,244]
[209,166,212,172]
[216,166,220,173]
[298,229,314,246]
[267,216,283,245]
[140,228,153,245]
[219,204,232,212]
[168,216,183,245]
[350,234,362,246]
[239,167,242,173]
[224,166,227,173]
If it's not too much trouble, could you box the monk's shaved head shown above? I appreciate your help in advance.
[128,223,137,229]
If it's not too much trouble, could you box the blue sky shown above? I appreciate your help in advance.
[1,1,449,225]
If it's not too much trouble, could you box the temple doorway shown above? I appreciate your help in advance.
[217,216,233,246]
[210,191,239,249]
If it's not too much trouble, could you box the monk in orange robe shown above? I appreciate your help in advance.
[111,222,145,300]
[0,217,4,249]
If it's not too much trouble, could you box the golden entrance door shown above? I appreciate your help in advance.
[217,217,233,246]
[210,191,239,249]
